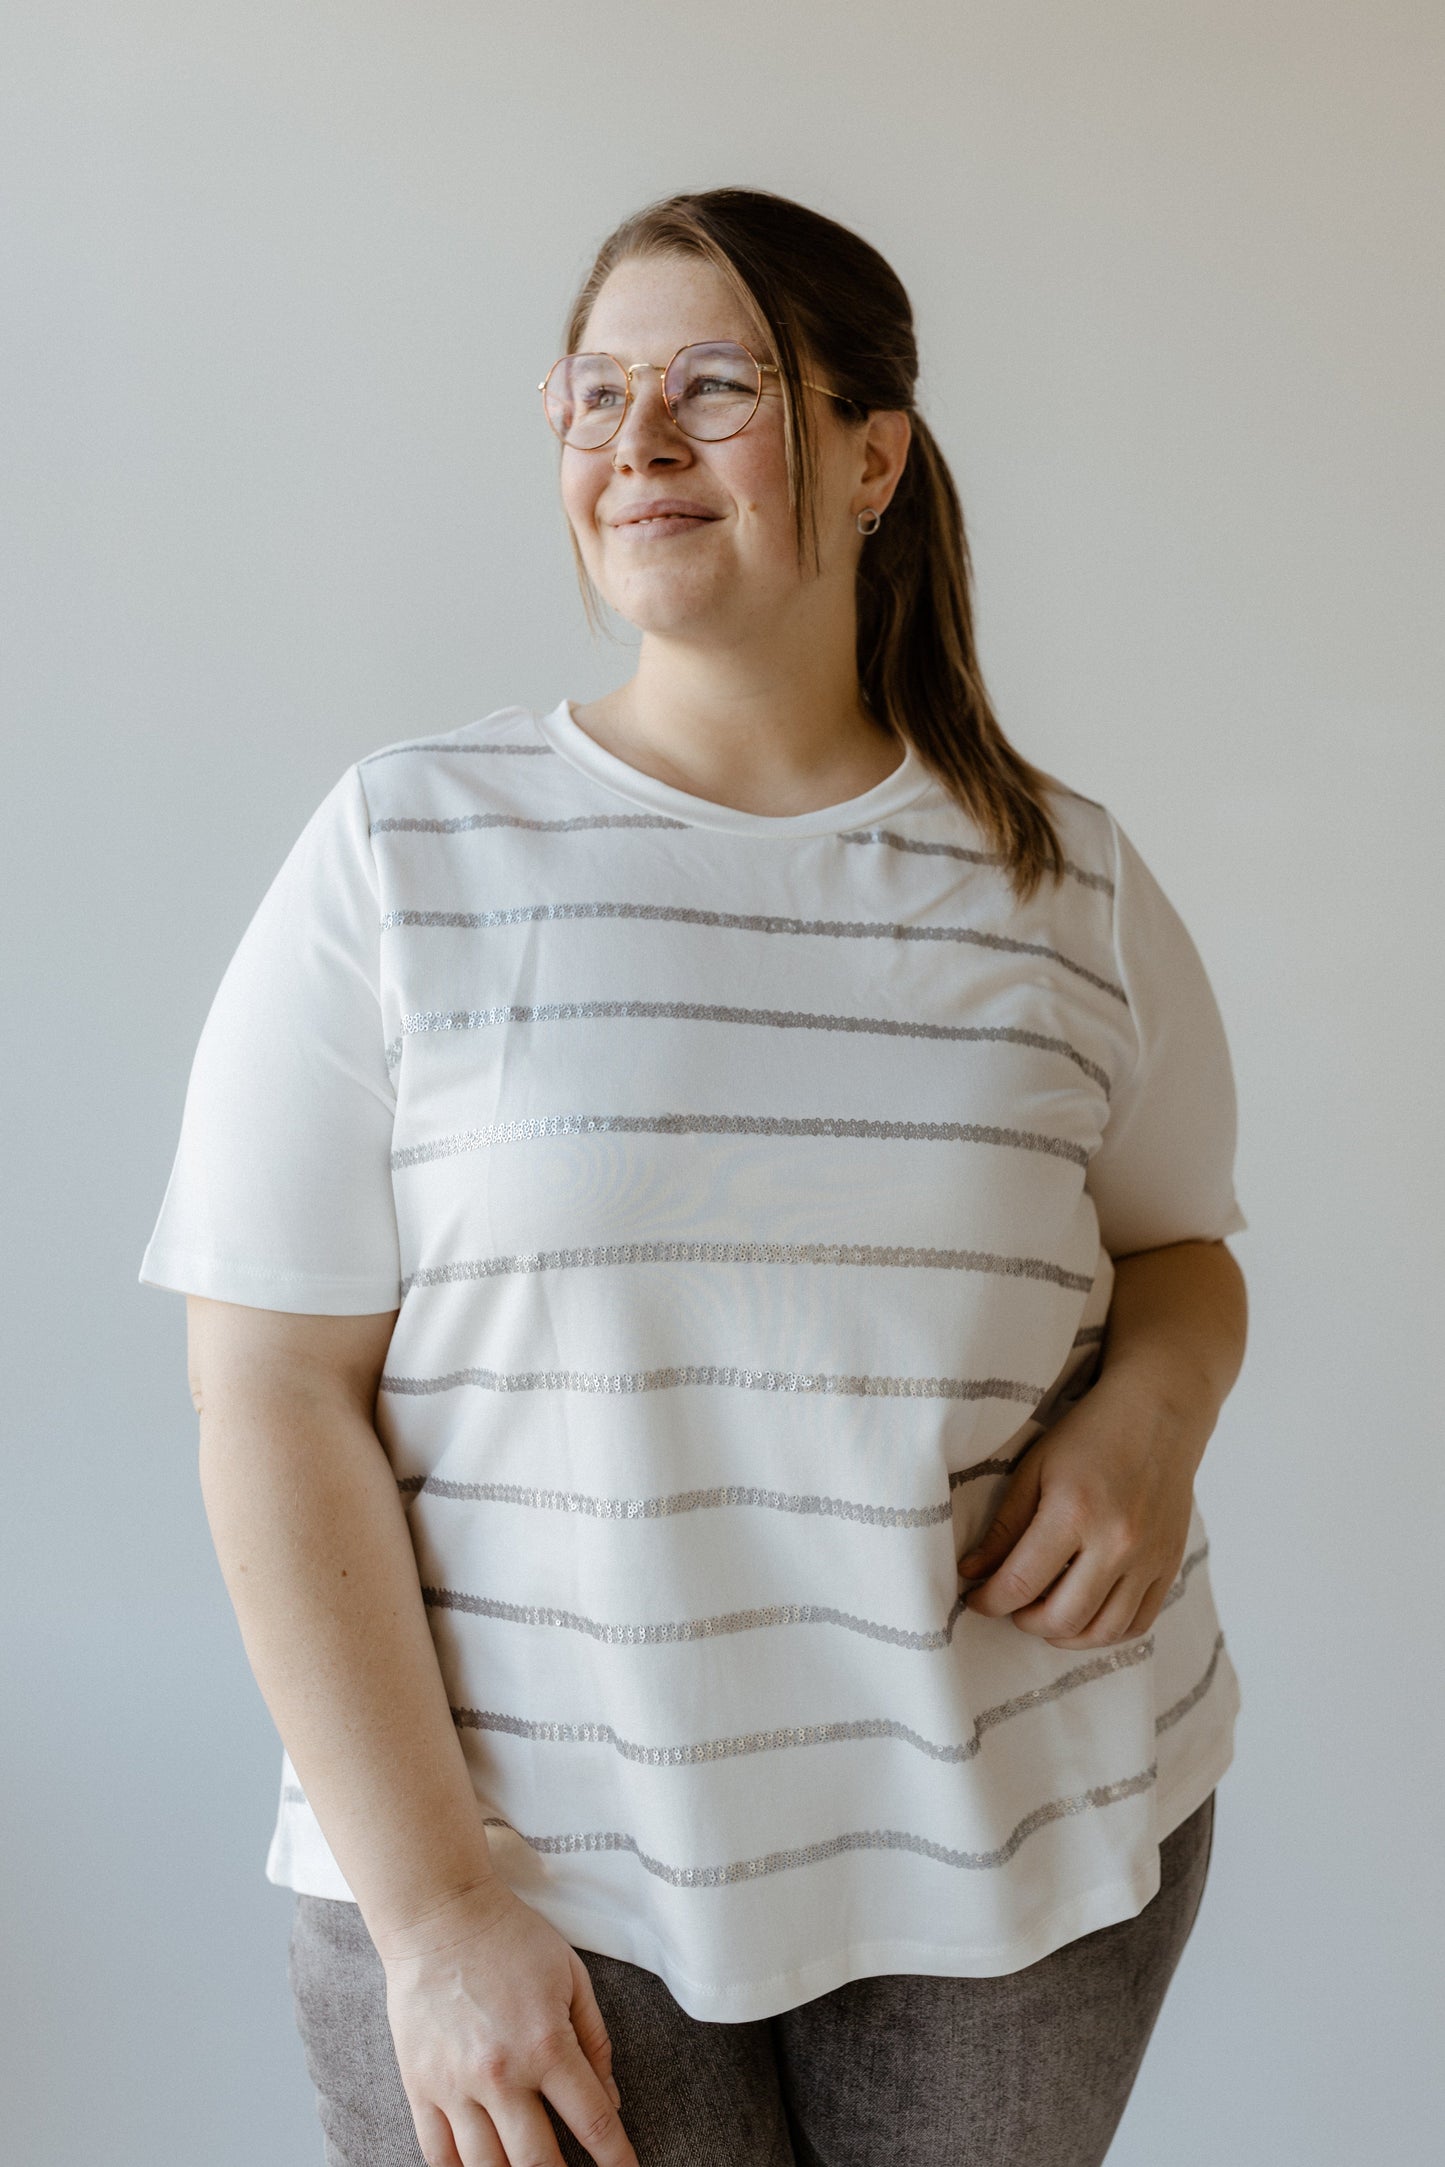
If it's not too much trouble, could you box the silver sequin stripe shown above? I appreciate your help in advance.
[476,1762,1162,1881]
[1155,1630,1226,1730]
[360,740,556,764]
[392,1000,1114,1096]
[451,1636,1154,1766]
[449,1598,1212,1781]
[383,1363,1045,1405]
[396,1468,1204,1558]
[841,825,1115,898]
[390,1110,1091,1174]
[367,809,1115,899]
[370,811,688,834]
[400,1474,951,1524]
[399,1239,1097,1298]
[419,1542,1209,1654]
[379,901,1129,1006]
[280,1761,1163,1876]
[425,1583,972,1650]
[282,1628,1222,1814]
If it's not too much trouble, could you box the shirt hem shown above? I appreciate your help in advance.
[265,1722,1237,2023]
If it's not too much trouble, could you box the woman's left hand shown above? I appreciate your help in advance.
[956,1364,1209,1651]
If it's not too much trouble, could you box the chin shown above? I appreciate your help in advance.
[598,576,729,639]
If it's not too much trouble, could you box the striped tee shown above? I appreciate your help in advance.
[139,697,1246,2022]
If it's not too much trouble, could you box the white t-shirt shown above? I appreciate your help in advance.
[140,699,1246,2023]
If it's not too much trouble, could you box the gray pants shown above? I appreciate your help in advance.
[289,1790,1215,2167]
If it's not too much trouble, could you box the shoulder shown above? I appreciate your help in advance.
[356,704,545,774]
[1027,769,1120,904]
[352,704,556,831]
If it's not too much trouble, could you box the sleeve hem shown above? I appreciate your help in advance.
[1103,1201,1249,1258]
[138,1251,401,1315]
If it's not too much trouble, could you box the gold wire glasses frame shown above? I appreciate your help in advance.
[537,339,847,451]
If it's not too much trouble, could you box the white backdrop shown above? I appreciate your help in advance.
[4,4,1442,2161]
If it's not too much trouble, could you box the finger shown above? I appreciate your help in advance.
[409,2100,473,2167]
[538,2052,638,2166]
[1005,1549,1120,1640]
[1123,1573,1169,1640]
[957,1457,1043,1578]
[444,2099,512,2167]
[963,1508,1079,1617]
[479,2092,570,2167]
[1036,1571,1150,1649]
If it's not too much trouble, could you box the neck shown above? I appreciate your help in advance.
[578,585,902,817]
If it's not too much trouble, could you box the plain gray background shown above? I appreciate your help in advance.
[4,3,1442,2162]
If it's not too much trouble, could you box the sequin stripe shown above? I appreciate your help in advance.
[1155,1630,1226,1729]
[277,1629,1230,1828]
[382,1363,1044,1404]
[947,1443,1039,1485]
[396,1465,1040,1521]
[423,1583,973,1648]
[419,1546,1208,1655]
[379,901,1129,1005]
[400,1402,1135,1502]
[281,1634,1222,1822]
[397,1474,955,1524]
[450,1637,1154,1768]
[360,740,556,764]
[390,1110,1090,1173]
[471,1764,1160,1883]
[839,825,1115,898]
[370,811,688,835]
[399,1239,1095,1297]
[1158,1542,1210,1609]
[394,1001,1114,1096]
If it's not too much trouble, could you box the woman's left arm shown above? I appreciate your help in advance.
[958,1238,1248,1650]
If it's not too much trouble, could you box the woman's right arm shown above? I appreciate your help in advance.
[186,1294,638,2167]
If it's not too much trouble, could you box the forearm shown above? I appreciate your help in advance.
[1098,1239,1248,1474]
[197,1379,497,1945]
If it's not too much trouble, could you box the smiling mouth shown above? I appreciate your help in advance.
[615,513,716,534]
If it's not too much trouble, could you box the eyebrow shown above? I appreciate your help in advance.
[575,340,774,364]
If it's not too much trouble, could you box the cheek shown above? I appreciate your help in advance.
[720,444,797,560]
[559,457,605,546]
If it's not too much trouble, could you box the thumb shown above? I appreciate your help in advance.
[959,1457,1042,1576]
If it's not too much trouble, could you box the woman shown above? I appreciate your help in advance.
[141,187,1248,2167]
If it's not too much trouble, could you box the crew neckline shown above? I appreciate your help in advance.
[533,699,935,836]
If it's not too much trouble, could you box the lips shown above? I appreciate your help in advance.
[608,499,720,527]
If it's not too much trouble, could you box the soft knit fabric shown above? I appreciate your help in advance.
[140,699,1246,2023]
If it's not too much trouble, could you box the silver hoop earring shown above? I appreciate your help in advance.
[856,507,882,536]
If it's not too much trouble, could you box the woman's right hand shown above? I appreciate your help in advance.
[374,1876,640,2167]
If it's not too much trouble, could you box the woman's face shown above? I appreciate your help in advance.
[560,252,875,643]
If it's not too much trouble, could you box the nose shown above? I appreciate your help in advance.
[609,364,693,473]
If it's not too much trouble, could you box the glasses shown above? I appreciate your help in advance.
[538,339,845,451]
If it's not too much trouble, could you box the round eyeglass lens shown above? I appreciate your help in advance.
[543,353,629,448]
[664,342,762,440]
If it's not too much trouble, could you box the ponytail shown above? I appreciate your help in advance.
[858,414,1067,901]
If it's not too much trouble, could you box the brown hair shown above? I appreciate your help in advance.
[561,186,1067,900]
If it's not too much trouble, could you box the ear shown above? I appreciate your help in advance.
[854,409,912,520]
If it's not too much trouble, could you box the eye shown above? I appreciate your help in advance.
[684,372,750,398]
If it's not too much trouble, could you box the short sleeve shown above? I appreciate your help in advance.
[138,763,402,1314]
[1085,810,1248,1258]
